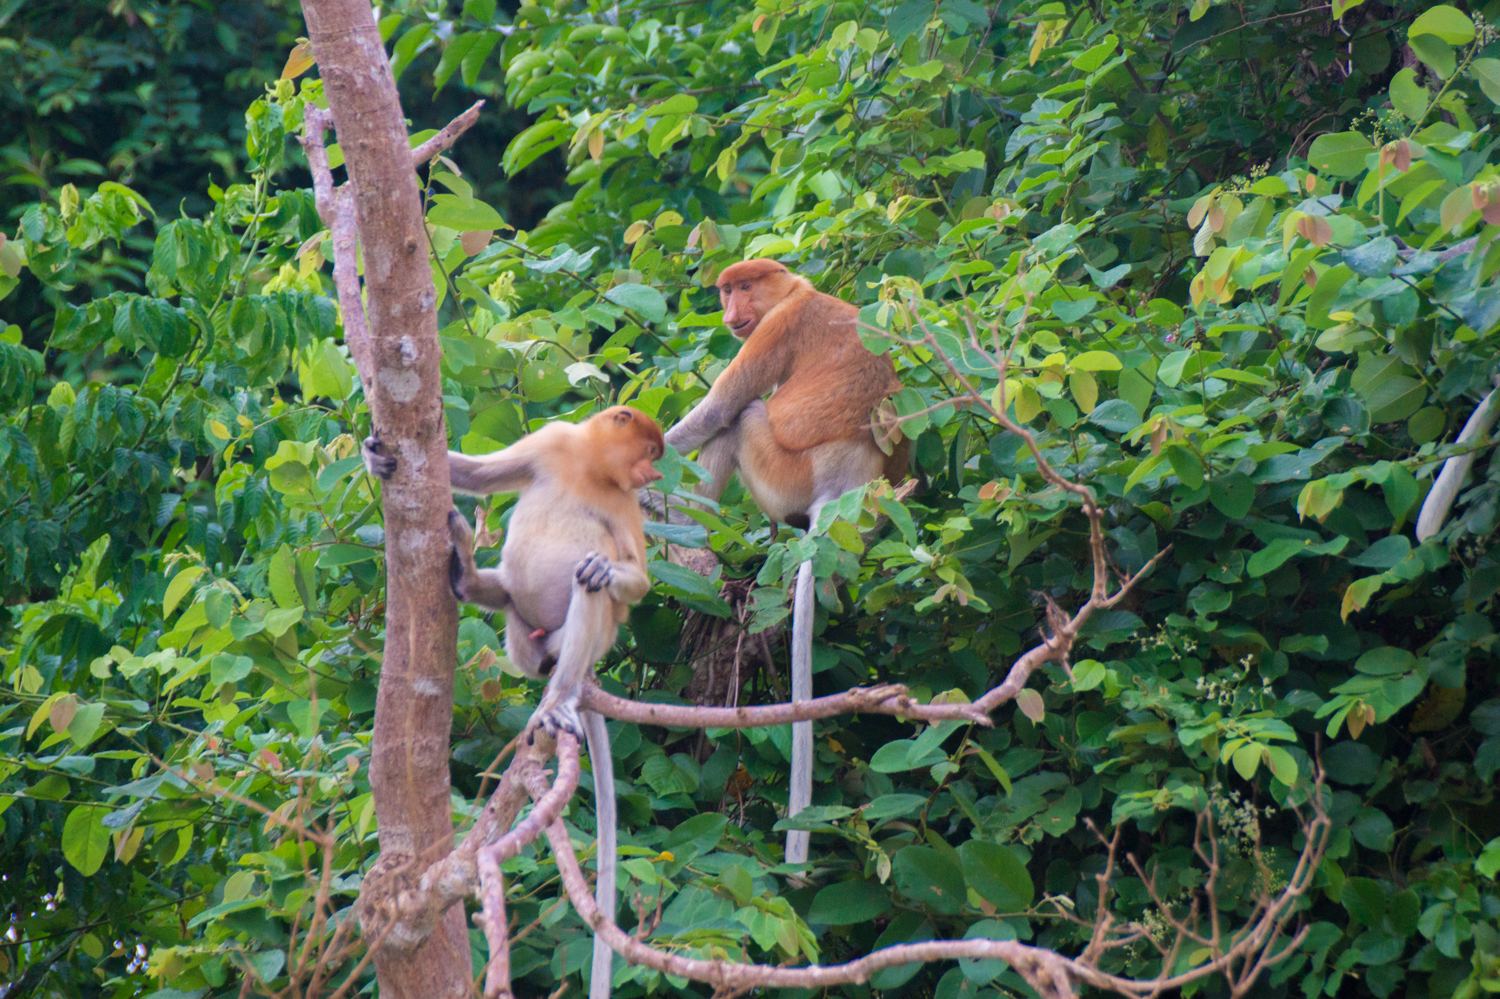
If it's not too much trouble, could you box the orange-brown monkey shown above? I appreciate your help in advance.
[664,258,909,530]
[363,406,663,999]
[660,259,909,866]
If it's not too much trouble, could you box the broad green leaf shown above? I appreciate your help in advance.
[1389,67,1429,122]
[1231,742,1262,779]
[62,805,110,876]
[1409,5,1474,44]
[1472,58,1500,106]
[1209,473,1254,519]
[959,840,1033,911]
[893,846,965,913]
[604,283,667,324]
[164,566,203,616]
[1342,877,1387,925]
[1070,350,1121,371]
[807,880,892,924]
[1307,132,1375,178]
[427,194,507,231]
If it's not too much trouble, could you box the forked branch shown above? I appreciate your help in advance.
[532,735,1329,999]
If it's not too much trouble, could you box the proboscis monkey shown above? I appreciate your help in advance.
[363,405,664,999]
[660,258,909,864]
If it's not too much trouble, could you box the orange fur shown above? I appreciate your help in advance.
[664,259,909,524]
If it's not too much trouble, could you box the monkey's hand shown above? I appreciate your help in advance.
[575,552,651,604]
[574,552,614,593]
[362,435,397,480]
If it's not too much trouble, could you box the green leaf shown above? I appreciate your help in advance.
[1409,34,1455,78]
[1342,877,1387,925]
[1247,535,1346,576]
[643,521,709,547]
[654,93,699,116]
[893,846,965,914]
[1350,536,1411,568]
[62,805,110,876]
[268,544,302,610]
[1409,5,1474,44]
[287,699,328,738]
[519,360,570,402]
[163,566,203,616]
[887,0,934,46]
[1209,473,1254,519]
[604,283,668,324]
[1354,646,1416,675]
[807,881,893,924]
[1342,237,1397,277]
[1071,659,1106,691]
[900,59,946,81]
[1166,446,1204,490]
[1471,59,1500,106]
[427,194,508,231]
[1364,375,1427,424]
[210,654,253,686]
[959,919,1017,983]
[1069,350,1120,371]
[1264,746,1298,785]
[1307,132,1375,178]
[864,794,929,821]
[317,543,377,568]
[1087,398,1140,433]
[1353,807,1395,850]
[1389,67,1429,121]
[1408,406,1445,444]
[263,606,303,638]
[63,701,105,748]
[663,812,726,859]
[1231,742,1262,779]
[958,840,1033,911]
[870,738,947,773]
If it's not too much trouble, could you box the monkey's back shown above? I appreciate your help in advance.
[764,290,901,453]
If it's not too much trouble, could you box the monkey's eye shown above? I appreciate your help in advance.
[740,283,751,291]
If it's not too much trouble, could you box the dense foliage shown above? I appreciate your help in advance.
[7,1,1500,997]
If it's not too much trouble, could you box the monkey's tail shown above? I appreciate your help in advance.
[584,709,617,999]
[1418,381,1500,540]
[786,559,814,865]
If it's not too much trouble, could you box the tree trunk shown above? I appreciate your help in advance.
[300,2,468,996]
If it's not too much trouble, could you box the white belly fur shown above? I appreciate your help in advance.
[500,495,622,631]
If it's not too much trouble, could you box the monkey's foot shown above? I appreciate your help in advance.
[362,435,397,480]
[573,552,614,594]
[528,697,585,742]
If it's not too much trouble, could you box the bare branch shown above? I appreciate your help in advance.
[300,107,374,391]
[580,682,990,727]
[476,730,581,999]
[410,101,486,165]
[526,735,1328,999]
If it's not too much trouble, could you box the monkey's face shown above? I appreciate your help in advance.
[719,279,764,339]
[629,451,663,488]
[599,407,665,488]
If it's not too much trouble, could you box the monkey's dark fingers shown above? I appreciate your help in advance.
[574,552,614,593]
[361,436,397,480]
[447,548,466,602]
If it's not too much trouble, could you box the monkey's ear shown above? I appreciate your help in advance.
[612,410,632,424]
